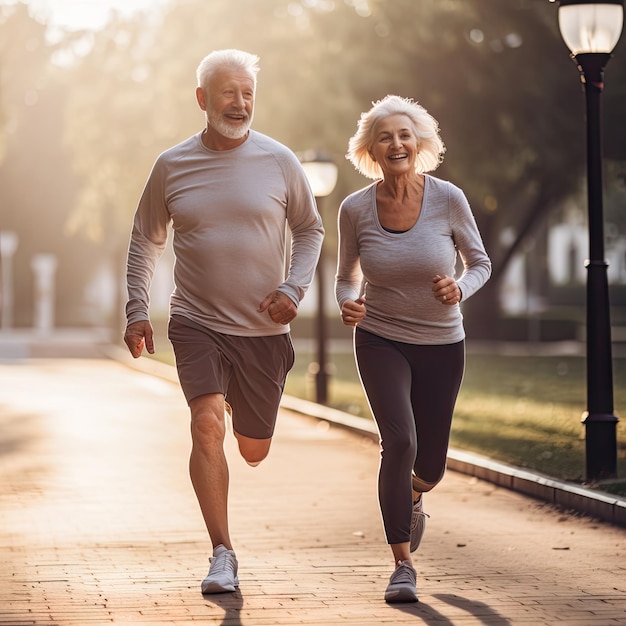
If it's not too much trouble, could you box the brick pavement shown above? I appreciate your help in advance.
[0,358,625,625]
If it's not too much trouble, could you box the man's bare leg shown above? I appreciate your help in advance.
[189,393,232,549]
[189,394,274,542]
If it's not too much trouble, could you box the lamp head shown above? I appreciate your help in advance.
[298,150,338,198]
[551,0,624,54]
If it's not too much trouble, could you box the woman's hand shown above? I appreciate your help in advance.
[432,274,461,305]
[341,297,366,327]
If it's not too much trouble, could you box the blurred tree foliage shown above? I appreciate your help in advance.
[1,0,624,332]
[0,2,45,162]
[0,3,97,326]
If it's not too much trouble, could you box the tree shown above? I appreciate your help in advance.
[62,0,310,334]
[57,0,625,336]
[0,3,98,327]
[292,0,626,336]
[0,2,49,162]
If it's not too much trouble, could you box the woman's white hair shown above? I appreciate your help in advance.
[346,95,446,179]
[196,49,260,92]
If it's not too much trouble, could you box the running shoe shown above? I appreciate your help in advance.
[201,544,239,594]
[224,401,233,434]
[384,560,418,603]
[410,494,429,552]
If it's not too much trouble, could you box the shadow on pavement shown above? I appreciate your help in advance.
[202,589,244,626]
[388,593,512,625]
[434,593,512,625]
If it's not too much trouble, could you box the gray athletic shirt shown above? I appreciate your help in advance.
[126,130,324,337]
[335,175,491,345]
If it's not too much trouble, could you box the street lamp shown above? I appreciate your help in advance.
[551,0,623,480]
[298,150,338,405]
[31,253,58,334]
[0,231,19,329]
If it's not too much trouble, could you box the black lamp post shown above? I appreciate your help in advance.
[298,150,338,405]
[552,0,623,480]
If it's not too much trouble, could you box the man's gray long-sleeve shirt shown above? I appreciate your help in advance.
[126,130,324,337]
[335,175,491,345]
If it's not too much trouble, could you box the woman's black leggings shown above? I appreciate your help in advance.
[355,327,465,545]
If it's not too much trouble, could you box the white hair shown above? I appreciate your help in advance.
[196,49,260,91]
[346,95,446,179]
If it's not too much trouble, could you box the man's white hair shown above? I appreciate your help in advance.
[196,49,260,91]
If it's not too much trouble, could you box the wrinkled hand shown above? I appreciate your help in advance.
[258,290,298,325]
[432,274,462,305]
[124,320,155,358]
[341,296,366,327]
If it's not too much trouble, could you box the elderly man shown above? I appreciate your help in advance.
[124,48,324,594]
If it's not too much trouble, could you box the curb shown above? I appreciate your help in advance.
[103,345,626,529]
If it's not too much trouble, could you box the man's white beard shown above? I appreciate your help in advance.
[209,111,252,140]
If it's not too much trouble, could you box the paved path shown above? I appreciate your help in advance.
[1,358,625,625]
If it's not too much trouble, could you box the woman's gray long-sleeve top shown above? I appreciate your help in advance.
[335,175,491,345]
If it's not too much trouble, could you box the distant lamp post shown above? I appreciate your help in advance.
[299,150,338,405]
[31,253,58,334]
[552,0,623,480]
[0,231,19,329]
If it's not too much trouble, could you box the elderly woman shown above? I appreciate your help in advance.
[335,95,491,603]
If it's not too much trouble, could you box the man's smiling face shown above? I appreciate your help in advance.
[206,68,255,140]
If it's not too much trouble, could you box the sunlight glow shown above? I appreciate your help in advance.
[5,0,168,31]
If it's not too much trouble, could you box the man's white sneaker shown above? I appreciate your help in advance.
[410,494,429,553]
[201,544,239,594]
[224,402,233,434]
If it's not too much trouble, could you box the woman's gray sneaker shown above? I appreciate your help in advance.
[384,560,418,603]
[410,494,429,552]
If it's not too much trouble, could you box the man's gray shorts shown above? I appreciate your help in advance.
[168,314,295,440]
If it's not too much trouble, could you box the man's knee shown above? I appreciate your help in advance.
[189,395,226,444]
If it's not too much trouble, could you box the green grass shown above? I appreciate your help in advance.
[147,339,626,494]
[285,349,626,492]
[451,354,626,485]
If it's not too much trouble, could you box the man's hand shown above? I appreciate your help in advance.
[124,320,155,358]
[258,290,297,325]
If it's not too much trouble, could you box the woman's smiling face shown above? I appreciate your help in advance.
[370,114,419,179]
